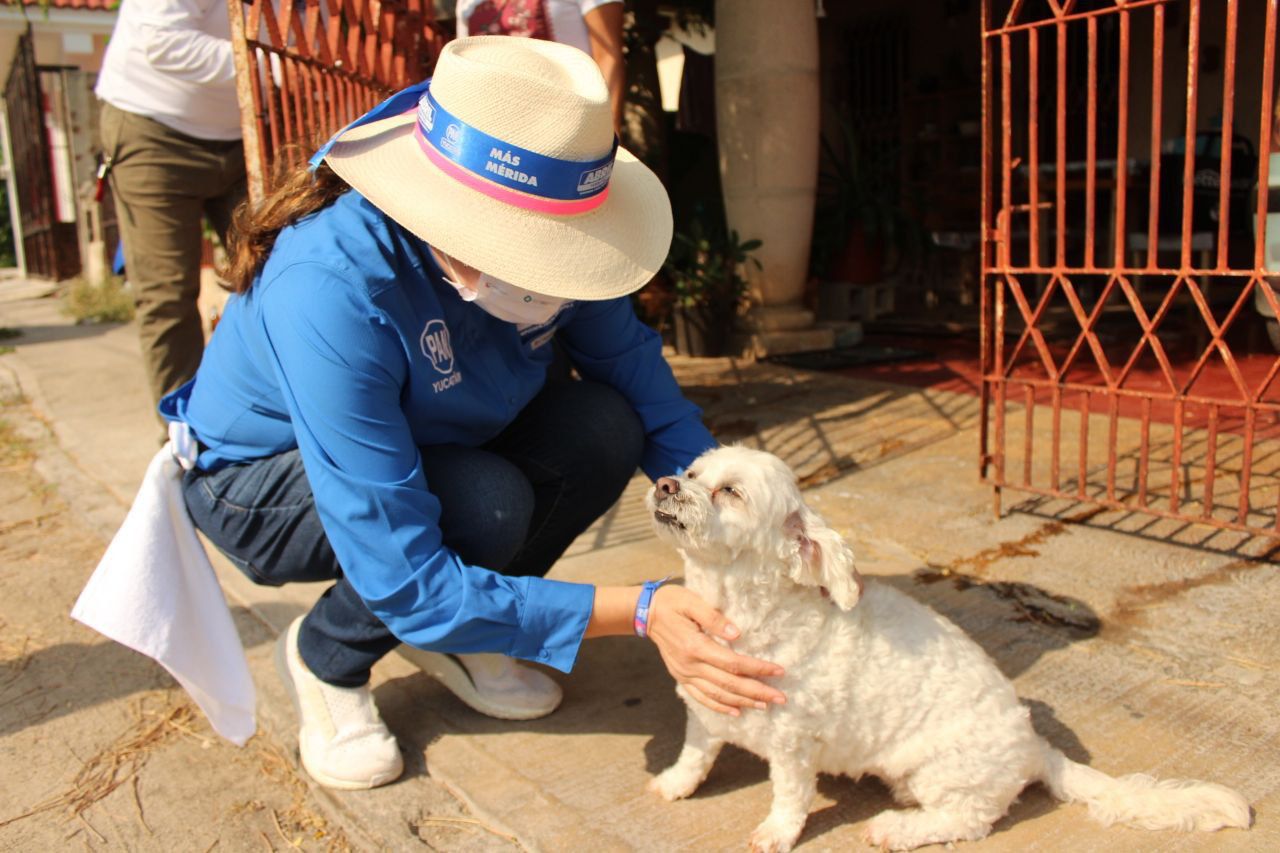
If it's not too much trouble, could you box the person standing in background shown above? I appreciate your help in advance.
[455,0,625,134]
[96,0,247,421]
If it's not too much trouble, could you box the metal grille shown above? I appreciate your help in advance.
[226,0,448,202]
[3,30,80,281]
[980,0,1280,535]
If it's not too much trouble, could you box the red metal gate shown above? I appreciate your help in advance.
[226,0,448,202]
[981,0,1280,535]
[3,30,80,281]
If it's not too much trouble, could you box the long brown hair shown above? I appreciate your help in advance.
[223,160,351,293]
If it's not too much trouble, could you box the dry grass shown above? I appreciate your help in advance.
[0,403,61,535]
[0,693,193,830]
[252,744,353,852]
[0,416,31,469]
[62,276,135,325]
[413,815,522,847]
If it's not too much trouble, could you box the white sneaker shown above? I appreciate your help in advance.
[396,647,563,720]
[274,617,404,790]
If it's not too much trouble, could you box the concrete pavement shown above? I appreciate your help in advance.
[1,275,1277,851]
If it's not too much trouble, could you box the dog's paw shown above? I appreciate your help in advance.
[648,768,701,801]
[748,817,803,853]
[863,811,910,851]
[863,807,989,851]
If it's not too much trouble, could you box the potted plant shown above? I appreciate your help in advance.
[663,220,762,357]
[811,115,907,285]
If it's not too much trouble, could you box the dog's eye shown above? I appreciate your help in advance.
[687,470,698,480]
[715,485,741,499]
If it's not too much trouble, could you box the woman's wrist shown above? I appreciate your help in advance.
[583,585,644,639]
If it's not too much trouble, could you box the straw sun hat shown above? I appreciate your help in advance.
[320,36,672,301]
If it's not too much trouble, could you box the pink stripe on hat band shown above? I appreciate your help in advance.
[413,126,609,216]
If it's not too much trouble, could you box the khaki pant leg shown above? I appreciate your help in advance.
[202,145,248,249]
[100,103,234,414]
[200,141,248,330]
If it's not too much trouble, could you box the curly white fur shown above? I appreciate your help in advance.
[645,445,1251,852]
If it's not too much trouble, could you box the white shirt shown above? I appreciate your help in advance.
[456,0,621,56]
[95,0,242,141]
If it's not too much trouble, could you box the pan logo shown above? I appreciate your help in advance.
[441,124,462,155]
[419,100,435,132]
[420,319,454,375]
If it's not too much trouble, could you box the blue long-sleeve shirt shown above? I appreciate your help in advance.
[160,191,716,673]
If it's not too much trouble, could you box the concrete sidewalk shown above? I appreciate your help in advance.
[1,277,1277,851]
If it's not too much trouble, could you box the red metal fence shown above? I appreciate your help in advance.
[226,0,448,202]
[4,30,80,281]
[981,0,1280,535]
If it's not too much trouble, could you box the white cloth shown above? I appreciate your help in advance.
[95,0,243,140]
[456,0,621,56]
[71,427,256,745]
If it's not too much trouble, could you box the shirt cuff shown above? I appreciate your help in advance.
[509,577,596,673]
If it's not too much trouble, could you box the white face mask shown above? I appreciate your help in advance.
[438,253,566,326]
[471,274,567,326]
[442,274,480,302]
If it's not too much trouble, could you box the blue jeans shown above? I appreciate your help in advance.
[182,380,645,687]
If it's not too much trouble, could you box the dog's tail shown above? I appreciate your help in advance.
[1039,740,1251,832]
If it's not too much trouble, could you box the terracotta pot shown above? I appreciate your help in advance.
[673,307,731,357]
[831,222,886,285]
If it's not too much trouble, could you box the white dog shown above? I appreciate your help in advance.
[645,445,1251,852]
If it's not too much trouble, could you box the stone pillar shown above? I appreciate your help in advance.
[715,0,832,355]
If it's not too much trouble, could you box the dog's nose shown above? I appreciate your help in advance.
[656,476,680,496]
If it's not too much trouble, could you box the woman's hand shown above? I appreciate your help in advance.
[645,585,787,716]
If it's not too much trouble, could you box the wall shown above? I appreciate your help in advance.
[31,29,108,70]
[0,7,115,78]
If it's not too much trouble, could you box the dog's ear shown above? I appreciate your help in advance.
[783,507,863,609]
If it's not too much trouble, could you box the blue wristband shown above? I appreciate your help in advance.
[633,577,671,638]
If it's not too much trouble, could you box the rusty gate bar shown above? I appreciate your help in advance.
[981,0,1280,537]
[226,0,448,203]
[980,0,994,483]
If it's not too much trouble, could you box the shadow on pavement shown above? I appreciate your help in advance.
[3,321,127,349]
[0,605,274,739]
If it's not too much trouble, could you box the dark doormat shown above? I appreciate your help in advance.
[763,345,932,372]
